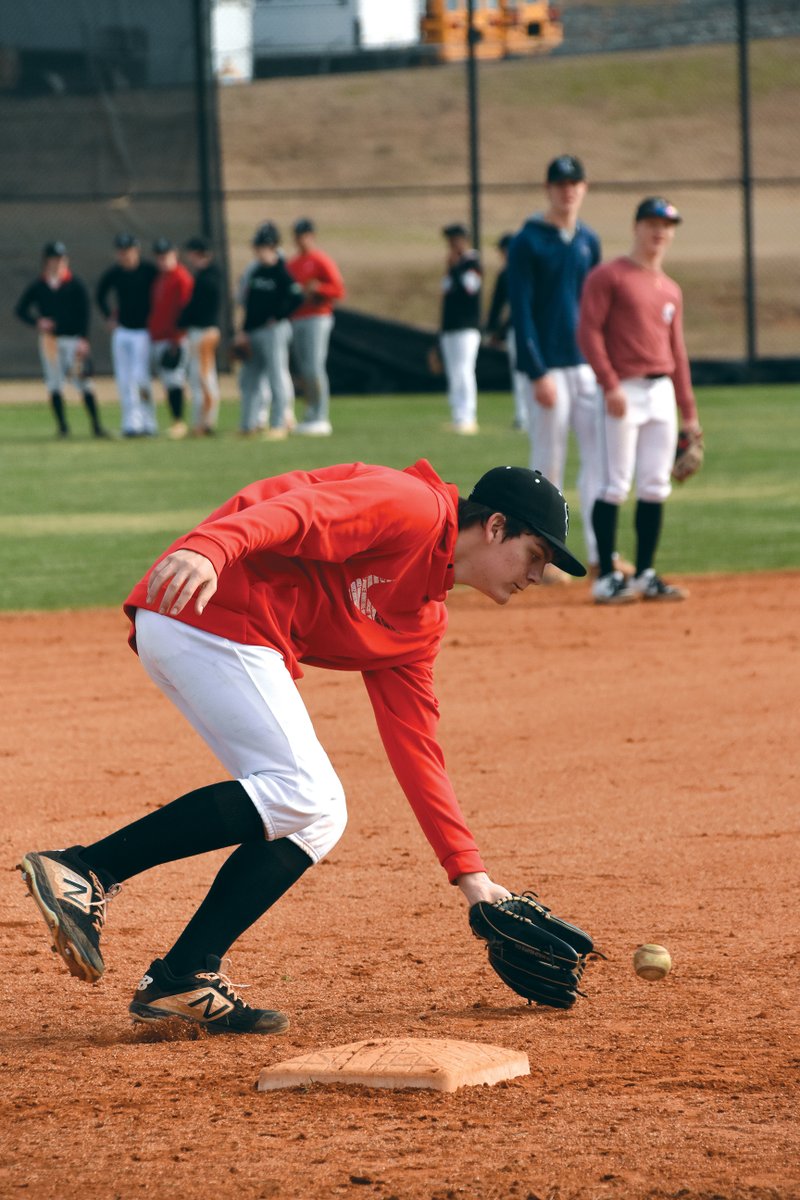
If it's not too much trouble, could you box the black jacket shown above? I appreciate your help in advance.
[96,262,158,330]
[242,259,303,331]
[178,262,222,329]
[15,275,91,337]
[440,250,482,332]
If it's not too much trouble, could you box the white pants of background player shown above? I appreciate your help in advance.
[526,364,602,565]
[39,335,92,397]
[186,326,221,432]
[111,327,155,435]
[135,609,347,864]
[291,314,334,425]
[597,376,677,506]
[505,329,530,431]
[239,321,294,432]
[440,328,481,427]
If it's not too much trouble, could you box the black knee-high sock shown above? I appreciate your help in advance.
[167,386,184,421]
[592,499,620,578]
[82,388,103,434]
[50,390,68,433]
[163,837,312,977]
[635,500,664,575]
[80,781,264,883]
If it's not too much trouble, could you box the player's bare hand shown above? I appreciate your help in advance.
[146,550,218,617]
[77,338,90,357]
[605,386,627,418]
[37,318,55,333]
[456,872,512,907]
[534,374,558,409]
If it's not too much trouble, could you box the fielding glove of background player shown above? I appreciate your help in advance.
[671,426,704,482]
[469,893,596,1009]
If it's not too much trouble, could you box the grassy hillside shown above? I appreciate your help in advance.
[220,39,800,355]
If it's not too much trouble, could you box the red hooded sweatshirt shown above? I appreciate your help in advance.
[124,460,485,883]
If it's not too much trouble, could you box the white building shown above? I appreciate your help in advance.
[213,0,255,83]
[253,0,420,55]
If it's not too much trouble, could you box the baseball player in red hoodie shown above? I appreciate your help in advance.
[287,218,345,436]
[148,238,195,439]
[19,460,586,1034]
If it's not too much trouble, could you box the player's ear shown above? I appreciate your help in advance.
[487,514,506,541]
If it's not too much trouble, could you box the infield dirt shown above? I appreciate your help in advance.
[1,573,798,1200]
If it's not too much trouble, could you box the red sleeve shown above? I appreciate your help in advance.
[362,663,485,883]
[311,251,345,302]
[668,293,698,425]
[177,476,435,575]
[578,267,620,393]
[177,267,194,308]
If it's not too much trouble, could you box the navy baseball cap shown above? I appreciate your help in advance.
[184,235,211,253]
[114,232,139,249]
[42,240,67,258]
[497,232,514,251]
[152,237,175,254]
[443,222,469,239]
[635,196,682,224]
[253,222,280,247]
[469,466,586,577]
[546,155,586,184]
[293,217,315,236]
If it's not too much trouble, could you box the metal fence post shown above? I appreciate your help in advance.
[736,0,757,366]
[466,0,481,251]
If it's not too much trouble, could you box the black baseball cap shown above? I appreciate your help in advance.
[497,232,514,252]
[42,240,67,258]
[293,217,315,236]
[114,232,139,249]
[152,236,175,254]
[469,466,586,577]
[443,222,469,239]
[184,235,211,253]
[253,221,280,247]
[635,196,682,224]
[546,155,586,184]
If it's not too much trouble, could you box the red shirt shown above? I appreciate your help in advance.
[148,265,194,342]
[287,247,345,320]
[124,460,484,883]
[578,256,697,423]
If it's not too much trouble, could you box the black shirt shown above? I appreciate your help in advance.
[441,251,482,332]
[178,262,222,329]
[242,258,303,331]
[15,275,91,337]
[96,262,158,330]
[485,265,510,338]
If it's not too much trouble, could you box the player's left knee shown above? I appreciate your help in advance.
[639,483,672,504]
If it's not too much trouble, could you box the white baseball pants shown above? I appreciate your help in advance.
[239,321,293,432]
[440,328,481,426]
[134,609,347,864]
[526,364,602,564]
[111,327,155,435]
[597,376,678,506]
[291,314,334,424]
[38,335,91,397]
[186,326,221,432]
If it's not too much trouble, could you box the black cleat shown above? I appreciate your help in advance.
[18,848,119,983]
[130,956,289,1035]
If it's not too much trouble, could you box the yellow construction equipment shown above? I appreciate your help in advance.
[421,1,563,62]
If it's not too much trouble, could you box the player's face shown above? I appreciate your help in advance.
[116,247,140,269]
[546,180,587,219]
[43,255,67,280]
[156,250,178,271]
[634,217,677,257]
[468,520,554,605]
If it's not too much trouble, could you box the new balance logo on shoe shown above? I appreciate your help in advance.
[188,990,235,1021]
[60,874,91,910]
[137,974,154,991]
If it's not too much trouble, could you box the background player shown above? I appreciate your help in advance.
[14,241,108,440]
[235,222,304,439]
[578,197,701,604]
[508,155,632,580]
[19,460,585,1034]
[148,238,194,440]
[439,222,482,435]
[96,233,158,437]
[287,218,345,436]
[485,232,529,432]
[178,236,223,437]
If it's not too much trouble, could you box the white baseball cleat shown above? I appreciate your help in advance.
[628,568,688,602]
[591,570,637,605]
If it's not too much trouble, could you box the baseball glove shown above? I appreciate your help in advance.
[159,342,183,371]
[469,892,596,1009]
[671,426,704,483]
[426,344,444,376]
[230,335,251,363]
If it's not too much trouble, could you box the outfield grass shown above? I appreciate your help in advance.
[0,383,797,610]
